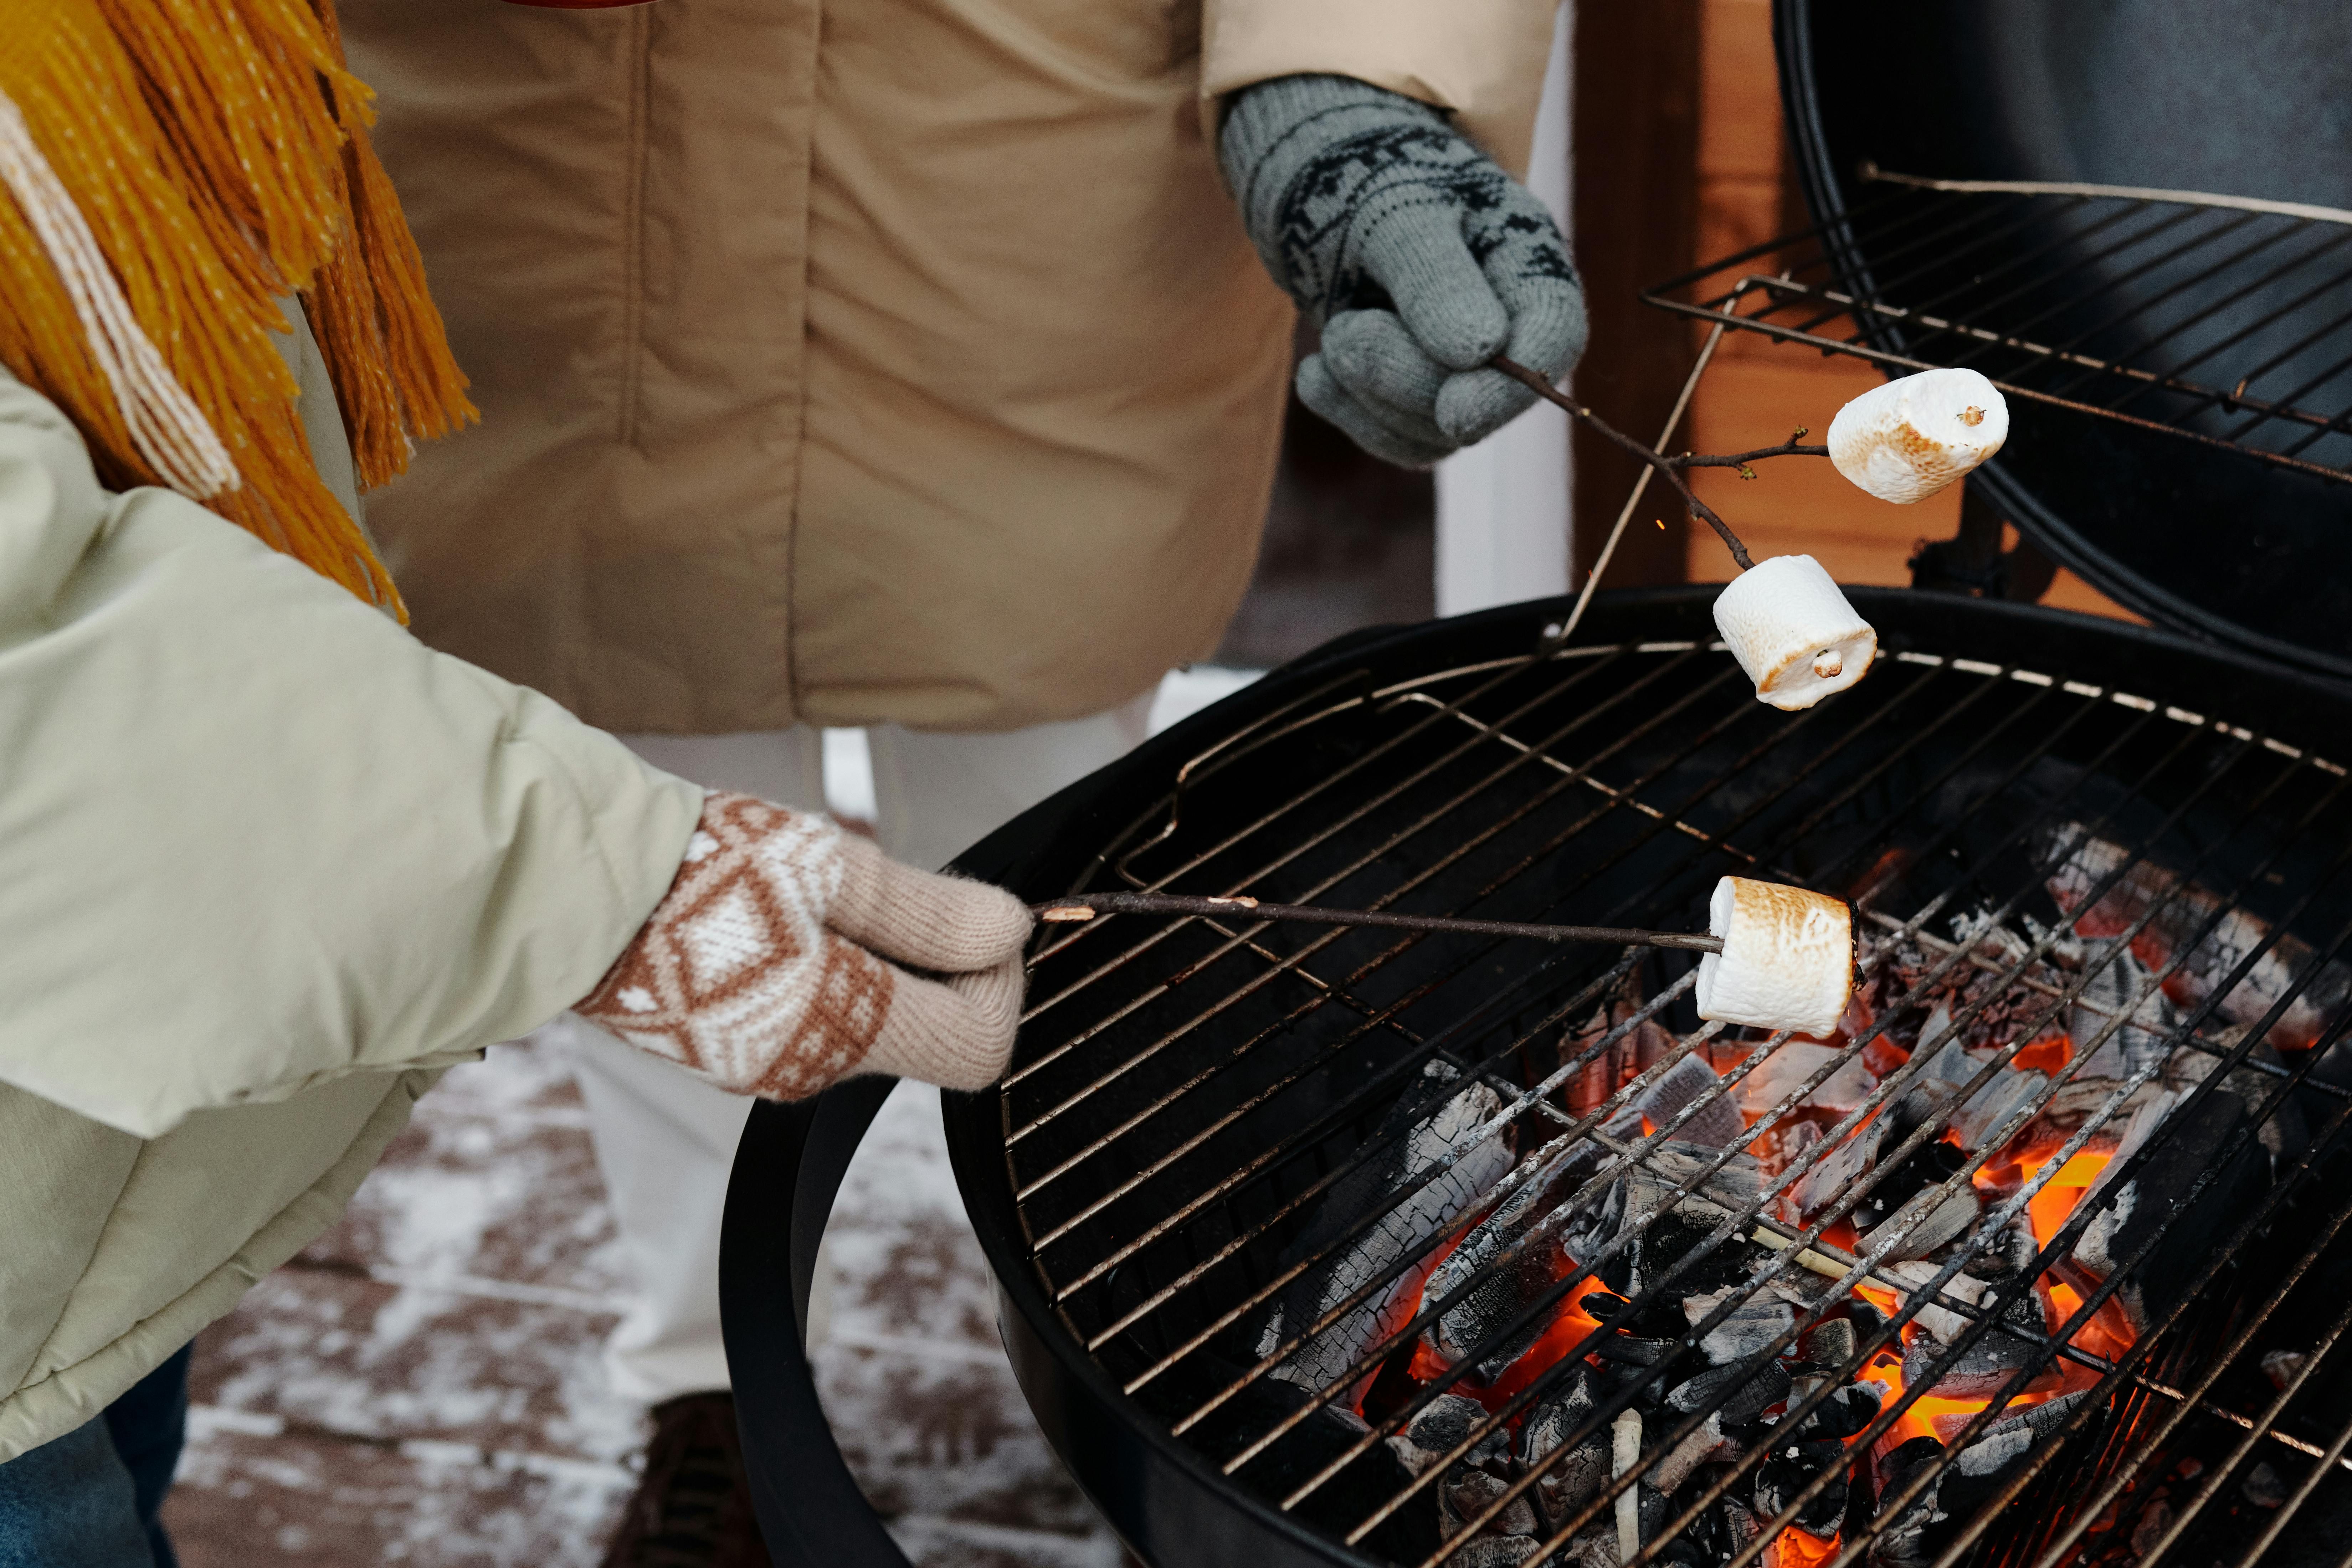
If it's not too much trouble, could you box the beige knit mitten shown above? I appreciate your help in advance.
[576,792,1033,1098]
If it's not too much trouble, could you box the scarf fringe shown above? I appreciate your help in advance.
[0,0,477,616]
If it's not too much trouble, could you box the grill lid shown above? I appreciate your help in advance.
[1772,0,2352,682]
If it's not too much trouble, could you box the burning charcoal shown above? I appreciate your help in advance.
[1753,1437,1848,1531]
[1735,1041,1877,1120]
[1847,1136,1960,1226]
[1683,1290,1796,1366]
[1258,1063,1517,1404]
[1799,1317,1858,1377]
[1863,1183,1978,1264]
[1851,1140,1976,1262]
[1560,1523,1628,1568]
[1899,1288,2047,1402]
[1637,1055,1745,1148]
[1788,1122,1883,1221]
[2043,825,2352,1053]
[1626,1142,1767,1227]
[1392,1393,1537,1542]
[2060,1089,2269,1334]
[1958,1215,2038,1281]
[1649,1411,1739,1494]
[1868,1435,1947,1568]
[1933,1387,2090,1452]
[1883,1260,1993,1343]
[1519,1367,1609,1527]
[2067,944,2182,1080]
[1665,1359,1791,1430]
[2243,1460,2288,1509]
[1427,1136,1610,1379]
[1888,1029,1971,1135]
[2261,1348,2309,1390]
[1623,1210,1776,1318]
[1943,1068,2048,1153]
[1391,1393,1501,1476]
[1798,1382,1881,1442]
[1719,1496,1763,1557]
[1596,1334,1684,1405]
[1445,1539,1540,1567]
[2127,1498,2173,1556]
[1443,1467,1537,1539]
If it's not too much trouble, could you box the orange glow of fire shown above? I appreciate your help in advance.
[1406,1272,1616,1409]
[1766,1526,1840,1568]
[1404,1032,2144,1501]
[1848,1148,2134,1450]
[2009,1031,2072,1075]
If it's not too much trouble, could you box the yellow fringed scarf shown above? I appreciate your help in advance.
[0,0,476,618]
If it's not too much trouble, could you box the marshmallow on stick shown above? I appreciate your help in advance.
[1828,369,2009,504]
[1712,554,1877,710]
[1694,877,1853,1038]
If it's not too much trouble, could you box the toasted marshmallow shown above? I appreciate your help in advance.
[1712,555,1877,710]
[1694,877,1853,1038]
[1828,369,2009,505]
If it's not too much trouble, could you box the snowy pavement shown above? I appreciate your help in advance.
[164,1041,1133,1566]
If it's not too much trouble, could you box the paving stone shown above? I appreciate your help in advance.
[165,1040,1125,1566]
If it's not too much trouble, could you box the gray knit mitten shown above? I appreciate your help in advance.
[1221,74,1586,468]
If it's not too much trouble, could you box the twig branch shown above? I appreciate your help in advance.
[1033,890,1724,954]
[1672,433,1830,476]
[1492,354,1769,572]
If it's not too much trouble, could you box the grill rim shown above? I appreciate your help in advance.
[926,583,2352,1568]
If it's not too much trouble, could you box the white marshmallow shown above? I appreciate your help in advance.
[1711,554,1877,710]
[1827,368,2009,505]
[1694,876,1854,1038]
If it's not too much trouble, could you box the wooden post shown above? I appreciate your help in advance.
[1571,0,1703,588]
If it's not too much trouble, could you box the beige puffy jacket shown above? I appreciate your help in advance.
[0,313,701,1461]
[341,0,1559,735]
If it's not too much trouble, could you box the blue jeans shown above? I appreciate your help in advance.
[0,1343,191,1568]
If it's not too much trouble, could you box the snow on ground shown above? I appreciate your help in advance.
[166,1040,1128,1566]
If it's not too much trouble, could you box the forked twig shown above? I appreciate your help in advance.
[1492,354,1827,574]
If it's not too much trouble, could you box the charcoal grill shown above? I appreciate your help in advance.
[717,6,2352,1566]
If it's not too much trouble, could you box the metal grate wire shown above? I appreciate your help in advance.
[1641,170,2352,485]
[998,633,2352,1568]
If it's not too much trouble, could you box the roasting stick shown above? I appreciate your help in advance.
[1490,351,1830,575]
[1542,292,1739,648]
[1035,891,1725,954]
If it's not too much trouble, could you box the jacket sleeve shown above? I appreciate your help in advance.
[1199,0,1562,177]
[0,369,704,1138]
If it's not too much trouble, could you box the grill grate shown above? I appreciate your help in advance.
[997,635,2352,1568]
[1641,170,2352,485]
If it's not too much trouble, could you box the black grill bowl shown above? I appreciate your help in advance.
[722,587,2352,1568]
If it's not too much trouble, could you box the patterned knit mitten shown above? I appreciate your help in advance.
[1220,74,1586,468]
[577,793,1032,1098]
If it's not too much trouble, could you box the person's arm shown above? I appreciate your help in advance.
[1203,1,1582,468]
[0,370,1023,1137]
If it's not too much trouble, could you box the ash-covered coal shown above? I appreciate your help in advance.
[1217,829,2325,1566]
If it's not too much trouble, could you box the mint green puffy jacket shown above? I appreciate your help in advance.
[0,315,700,1460]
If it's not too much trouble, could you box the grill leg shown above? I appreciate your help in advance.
[719,1075,913,1568]
[1907,479,2058,601]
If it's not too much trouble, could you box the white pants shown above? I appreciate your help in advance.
[556,699,1153,1406]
